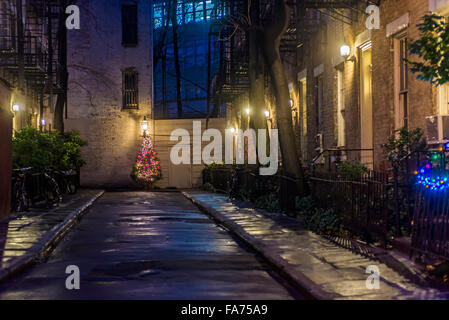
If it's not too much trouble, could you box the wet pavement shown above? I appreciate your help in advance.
[184,191,449,300]
[0,192,299,300]
[0,189,103,269]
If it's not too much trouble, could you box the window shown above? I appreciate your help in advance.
[438,18,449,115]
[154,3,164,29]
[399,37,408,128]
[394,35,408,129]
[194,1,204,22]
[123,69,138,109]
[122,5,138,46]
[438,84,449,115]
[337,68,346,147]
[205,0,213,20]
[185,2,194,23]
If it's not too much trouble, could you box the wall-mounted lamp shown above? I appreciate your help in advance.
[245,108,250,116]
[141,116,149,137]
[264,110,270,118]
[340,44,356,62]
[41,119,46,126]
[12,104,20,112]
[141,116,149,131]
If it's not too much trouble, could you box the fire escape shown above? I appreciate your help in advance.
[296,0,382,44]
[0,0,64,126]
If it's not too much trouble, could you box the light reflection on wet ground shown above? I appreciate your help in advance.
[0,192,299,300]
[0,190,102,269]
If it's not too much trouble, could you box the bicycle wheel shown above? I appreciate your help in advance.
[67,180,77,194]
[44,174,62,207]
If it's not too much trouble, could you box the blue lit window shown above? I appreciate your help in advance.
[205,0,213,20]
[154,4,164,29]
[194,1,204,22]
[177,4,183,24]
[185,2,194,23]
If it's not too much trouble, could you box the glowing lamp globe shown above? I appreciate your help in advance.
[141,117,149,131]
[340,45,351,59]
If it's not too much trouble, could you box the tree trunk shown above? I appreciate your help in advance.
[249,0,266,132]
[170,0,183,118]
[53,1,68,133]
[261,0,306,195]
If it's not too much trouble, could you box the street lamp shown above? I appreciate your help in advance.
[245,108,250,116]
[264,110,270,118]
[12,104,20,112]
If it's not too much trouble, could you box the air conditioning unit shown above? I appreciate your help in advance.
[425,115,449,144]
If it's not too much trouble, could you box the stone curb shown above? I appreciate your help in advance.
[0,190,105,284]
[182,191,335,300]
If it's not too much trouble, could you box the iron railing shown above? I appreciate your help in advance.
[310,169,390,243]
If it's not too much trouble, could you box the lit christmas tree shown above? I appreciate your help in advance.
[131,136,161,187]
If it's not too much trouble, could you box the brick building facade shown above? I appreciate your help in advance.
[65,0,154,187]
[296,0,446,171]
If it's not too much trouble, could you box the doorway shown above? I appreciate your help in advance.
[360,43,373,168]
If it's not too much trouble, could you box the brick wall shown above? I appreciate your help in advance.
[0,81,12,219]
[297,0,436,170]
[65,0,153,187]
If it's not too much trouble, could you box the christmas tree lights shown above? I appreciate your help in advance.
[131,136,161,187]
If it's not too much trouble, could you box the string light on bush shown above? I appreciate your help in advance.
[416,150,449,191]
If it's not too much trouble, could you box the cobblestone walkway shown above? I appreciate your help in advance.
[183,191,449,300]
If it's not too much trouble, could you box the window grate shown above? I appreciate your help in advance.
[123,69,138,109]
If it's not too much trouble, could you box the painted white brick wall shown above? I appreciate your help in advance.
[65,0,153,187]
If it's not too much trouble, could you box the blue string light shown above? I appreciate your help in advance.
[416,150,448,191]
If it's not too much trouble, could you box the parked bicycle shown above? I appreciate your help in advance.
[11,167,64,211]
[11,167,32,212]
[43,169,63,208]
[51,169,77,195]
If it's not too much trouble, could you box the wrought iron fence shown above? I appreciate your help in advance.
[203,166,298,212]
[310,169,390,243]
[202,148,449,255]
[412,188,449,260]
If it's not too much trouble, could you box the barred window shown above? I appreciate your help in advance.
[122,5,138,46]
[123,69,138,109]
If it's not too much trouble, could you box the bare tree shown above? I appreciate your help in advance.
[261,0,305,193]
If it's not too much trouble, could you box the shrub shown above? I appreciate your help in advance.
[255,193,280,212]
[13,127,87,171]
[295,196,343,236]
[337,161,369,180]
[382,127,426,165]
